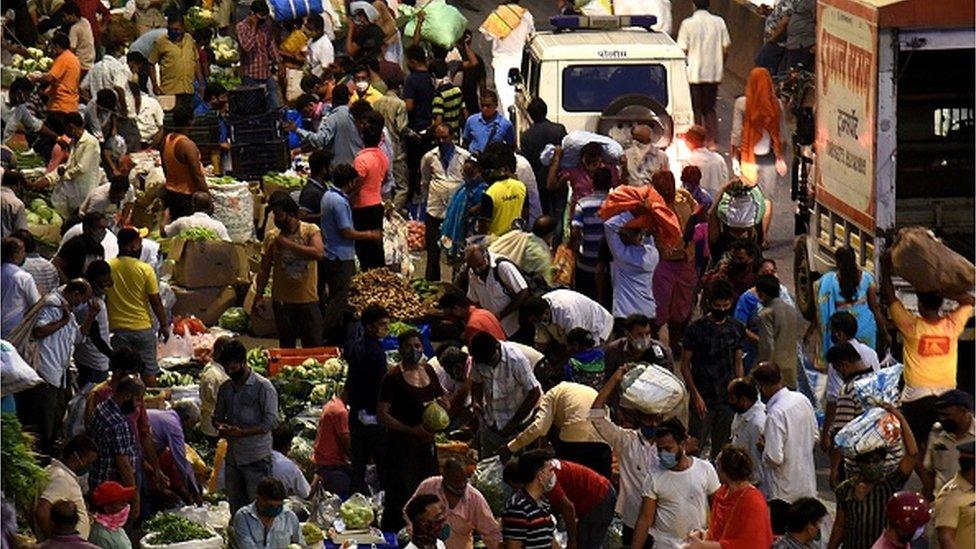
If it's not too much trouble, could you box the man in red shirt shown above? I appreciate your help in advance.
[351,111,389,270]
[312,390,351,499]
[505,450,617,549]
[437,290,507,344]
[235,0,281,110]
[73,0,110,47]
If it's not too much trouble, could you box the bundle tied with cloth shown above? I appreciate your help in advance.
[619,363,687,418]
[889,227,975,302]
[598,185,683,248]
[479,3,528,40]
[834,364,904,458]
[398,0,468,48]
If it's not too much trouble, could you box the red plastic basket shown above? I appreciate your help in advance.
[267,346,341,376]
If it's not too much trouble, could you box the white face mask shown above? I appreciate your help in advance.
[355,80,369,92]
[542,472,557,492]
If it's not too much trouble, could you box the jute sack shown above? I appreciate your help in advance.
[891,227,974,299]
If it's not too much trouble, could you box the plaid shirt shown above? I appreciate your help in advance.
[472,342,541,429]
[88,398,138,489]
[235,19,280,80]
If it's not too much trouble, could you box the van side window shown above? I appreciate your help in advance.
[561,64,668,112]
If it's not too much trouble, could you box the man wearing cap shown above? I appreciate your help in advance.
[923,390,975,500]
[933,441,975,549]
[88,481,137,548]
[873,492,931,549]
[106,228,169,385]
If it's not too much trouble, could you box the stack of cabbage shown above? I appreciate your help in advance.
[185,6,216,32]
[26,198,63,227]
[4,48,53,86]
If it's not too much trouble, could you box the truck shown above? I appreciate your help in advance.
[793,0,974,383]
[507,15,695,166]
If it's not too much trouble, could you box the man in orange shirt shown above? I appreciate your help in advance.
[881,250,975,480]
[31,33,80,116]
[437,290,507,345]
[351,111,389,270]
[160,108,208,219]
[312,390,351,499]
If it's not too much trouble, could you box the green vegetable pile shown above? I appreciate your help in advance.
[388,321,418,337]
[207,175,240,186]
[287,436,314,476]
[209,65,241,90]
[218,307,249,333]
[144,513,214,544]
[302,522,325,544]
[9,48,53,73]
[1,414,48,515]
[15,150,45,170]
[339,495,375,530]
[278,357,347,385]
[26,198,63,227]
[210,35,240,66]
[158,369,196,388]
[263,172,305,189]
[180,227,221,241]
[246,346,269,376]
[185,6,215,32]
[411,278,440,302]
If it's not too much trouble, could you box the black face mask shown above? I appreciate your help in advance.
[941,418,960,433]
[228,367,246,382]
[711,308,731,321]
[119,399,136,414]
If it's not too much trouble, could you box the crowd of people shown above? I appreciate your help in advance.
[1,0,974,548]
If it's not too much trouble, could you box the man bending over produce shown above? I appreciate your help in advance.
[161,191,230,241]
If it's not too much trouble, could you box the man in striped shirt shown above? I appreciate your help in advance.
[502,451,557,549]
[569,167,610,297]
[430,60,464,137]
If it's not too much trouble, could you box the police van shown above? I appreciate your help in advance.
[507,15,695,164]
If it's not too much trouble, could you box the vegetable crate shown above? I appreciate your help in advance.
[164,111,222,155]
[229,142,290,180]
[228,112,283,144]
[267,346,341,377]
[229,85,267,116]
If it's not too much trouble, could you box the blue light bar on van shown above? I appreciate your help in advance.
[550,15,658,31]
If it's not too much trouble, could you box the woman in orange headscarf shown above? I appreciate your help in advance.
[730,67,788,246]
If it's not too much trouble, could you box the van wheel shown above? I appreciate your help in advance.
[598,94,674,149]
[794,236,816,321]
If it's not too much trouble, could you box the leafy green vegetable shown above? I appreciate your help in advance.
[219,307,249,333]
[207,175,239,186]
[339,494,375,530]
[145,513,214,544]
[1,414,49,515]
[263,172,305,189]
[422,401,450,432]
[246,347,269,375]
[157,369,196,388]
[184,6,215,32]
[181,227,221,241]
[302,522,325,544]
[388,321,418,337]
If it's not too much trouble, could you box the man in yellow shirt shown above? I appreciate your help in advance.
[934,441,975,549]
[478,144,527,237]
[148,11,202,111]
[881,250,975,478]
[106,228,169,385]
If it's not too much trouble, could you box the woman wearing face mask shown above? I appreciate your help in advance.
[377,330,447,533]
[231,477,304,548]
[685,446,773,549]
[827,403,918,549]
[88,481,136,548]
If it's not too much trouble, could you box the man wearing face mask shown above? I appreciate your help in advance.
[349,65,383,105]
[773,497,829,549]
[231,477,304,548]
[523,289,614,349]
[631,419,721,549]
[827,405,918,549]
[923,390,976,500]
[106,228,169,385]
[404,494,452,549]
[622,124,670,186]
[871,492,931,549]
[933,441,975,549]
[501,450,557,549]
[34,436,98,541]
[0,236,40,340]
[421,124,471,281]
[728,377,766,493]
[410,460,503,549]
[88,375,144,520]
[36,113,102,218]
[236,1,282,111]
[148,11,202,112]
[87,481,137,548]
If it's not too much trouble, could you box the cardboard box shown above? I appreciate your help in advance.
[243,279,277,337]
[170,239,249,289]
[171,285,237,326]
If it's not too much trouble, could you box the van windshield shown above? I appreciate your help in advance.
[562,64,668,112]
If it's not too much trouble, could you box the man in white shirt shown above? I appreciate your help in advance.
[421,125,471,281]
[63,3,95,71]
[631,418,721,549]
[78,177,135,228]
[162,191,231,241]
[82,43,140,151]
[754,361,818,528]
[465,243,531,336]
[821,310,881,447]
[523,289,615,347]
[728,377,767,493]
[41,113,103,217]
[623,124,669,187]
[676,0,731,146]
[303,13,334,77]
[1,236,41,339]
[682,124,729,197]
[480,3,534,114]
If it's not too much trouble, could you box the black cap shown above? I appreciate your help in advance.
[116,227,140,247]
[937,390,973,410]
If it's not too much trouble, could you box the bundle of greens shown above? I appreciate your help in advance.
[246,347,269,376]
[144,513,214,544]
[263,172,304,189]
[180,227,221,241]
[1,414,48,515]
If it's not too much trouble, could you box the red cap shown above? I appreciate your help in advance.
[92,481,137,507]
[885,491,931,532]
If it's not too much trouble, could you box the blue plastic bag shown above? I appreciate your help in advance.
[852,363,904,408]
[834,407,902,458]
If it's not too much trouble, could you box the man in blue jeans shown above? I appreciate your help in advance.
[236,0,281,111]
[212,339,279,513]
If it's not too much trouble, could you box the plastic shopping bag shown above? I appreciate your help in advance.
[472,456,511,516]
[540,131,624,168]
[852,364,904,409]
[620,363,687,416]
[834,407,902,458]
[0,340,41,397]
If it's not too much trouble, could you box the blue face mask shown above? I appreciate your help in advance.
[639,425,656,440]
[168,29,183,42]
[659,450,678,470]
[439,523,452,541]
[260,504,283,518]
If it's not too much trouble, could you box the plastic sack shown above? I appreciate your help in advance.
[338,493,375,531]
[210,181,254,242]
[834,407,902,458]
[268,0,323,21]
[309,491,342,526]
[472,456,512,516]
[383,209,414,276]
[598,185,683,247]
[539,131,624,169]
[141,528,223,549]
[157,325,195,360]
[891,227,975,300]
[717,185,765,229]
[173,502,231,530]
[852,364,904,409]
[401,0,468,48]
[620,363,686,416]
[0,340,41,397]
[478,3,528,41]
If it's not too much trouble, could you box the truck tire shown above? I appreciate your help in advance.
[597,94,673,149]
[794,236,816,321]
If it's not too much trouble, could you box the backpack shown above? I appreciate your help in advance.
[492,256,551,298]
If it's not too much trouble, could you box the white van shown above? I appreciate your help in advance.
[508,16,695,163]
